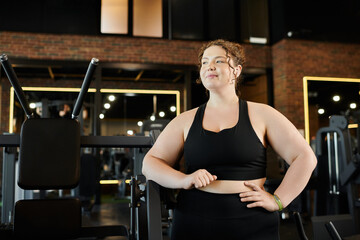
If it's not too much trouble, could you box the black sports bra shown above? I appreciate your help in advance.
[183,99,267,180]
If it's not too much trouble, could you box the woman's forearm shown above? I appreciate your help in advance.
[274,150,317,208]
[142,155,186,189]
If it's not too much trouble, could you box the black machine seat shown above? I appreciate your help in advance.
[14,118,82,239]
[14,199,82,239]
[18,118,80,189]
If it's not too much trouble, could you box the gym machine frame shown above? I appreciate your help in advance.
[313,115,360,238]
[0,54,160,239]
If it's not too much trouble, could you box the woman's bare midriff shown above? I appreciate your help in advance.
[198,178,266,194]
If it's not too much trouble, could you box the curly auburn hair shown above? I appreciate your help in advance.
[196,39,246,97]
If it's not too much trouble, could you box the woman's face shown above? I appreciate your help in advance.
[200,45,240,92]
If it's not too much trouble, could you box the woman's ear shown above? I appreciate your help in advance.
[235,65,242,78]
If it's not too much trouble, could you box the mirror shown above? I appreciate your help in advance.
[9,87,96,134]
[99,89,180,136]
[10,87,180,136]
[303,76,360,143]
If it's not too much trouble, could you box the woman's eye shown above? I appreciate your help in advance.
[202,61,208,65]
[216,60,224,63]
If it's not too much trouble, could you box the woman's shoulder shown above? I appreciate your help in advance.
[173,107,199,124]
[246,100,274,112]
[246,100,289,122]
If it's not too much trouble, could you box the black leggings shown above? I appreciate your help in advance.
[171,189,280,240]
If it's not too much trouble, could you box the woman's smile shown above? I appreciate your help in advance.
[206,73,218,78]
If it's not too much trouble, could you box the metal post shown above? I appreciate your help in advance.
[94,65,102,205]
[333,132,340,195]
[327,132,333,194]
[1,147,16,224]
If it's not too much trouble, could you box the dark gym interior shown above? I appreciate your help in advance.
[0,0,360,239]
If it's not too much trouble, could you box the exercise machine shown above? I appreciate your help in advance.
[0,54,155,239]
[312,115,360,239]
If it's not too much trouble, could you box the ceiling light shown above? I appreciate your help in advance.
[350,103,357,109]
[137,121,143,127]
[249,37,267,44]
[104,103,111,109]
[150,115,155,121]
[159,111,165,117]
[332,95,340,102]
[127,130,134,136]
[29,103,36,109]
[99,113,105,119]
[108,95,115,102]
[318,108,325,115]
[170,106,176,112]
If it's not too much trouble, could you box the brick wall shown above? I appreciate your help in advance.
[241,74,268,104]
[2,31,360,131]
[0,31,271,67]
[272,39,360,129]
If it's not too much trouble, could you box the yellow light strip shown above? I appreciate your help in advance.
[22,87,97,92]
[348,124,358,129]
[176,91,180,116]
[100,88,180,94]
[99,179,132,184]
[303,76,360,83]
[99,180,119,184]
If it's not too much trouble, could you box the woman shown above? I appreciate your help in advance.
[142,39,317,239]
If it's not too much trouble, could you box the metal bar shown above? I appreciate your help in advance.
[333,132,340,194]
[0,135,152,148]
[0,54,33,118]
[130,177,137,240]
[146,180,163,240]
[0,135,20,147]
[327,132,333,194]
[72,58,99,119]
[1,148,16,224]
[357,121,360,153]
[93,66,101,137]
[80,136,152,148]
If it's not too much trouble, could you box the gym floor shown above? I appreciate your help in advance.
[83,199,314,240]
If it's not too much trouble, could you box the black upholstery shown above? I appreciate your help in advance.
[13,117,128,239]
[14,199,82,239]
[13,118,82,238]
[18,118,80,189]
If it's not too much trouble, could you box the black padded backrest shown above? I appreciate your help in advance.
[14,198,82,239]
[18,118,80,189]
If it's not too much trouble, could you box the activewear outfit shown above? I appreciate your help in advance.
[171,100,279,240]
